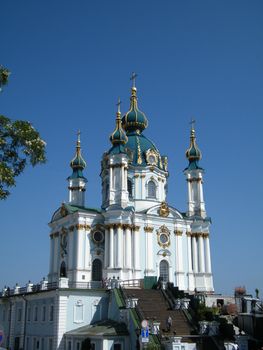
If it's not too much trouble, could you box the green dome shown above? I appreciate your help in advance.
[125,131,163,169]
[68,134,87,179]
[122,87,148,134]
[110,111,128,146]
[185,128,202,170]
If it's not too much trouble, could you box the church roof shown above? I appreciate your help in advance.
[51,203,101,222]
[65,319,129,336]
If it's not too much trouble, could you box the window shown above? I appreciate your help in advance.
[74,300,84,324]
[34,306,38,322]
[18,308,22,322]
[27,307,31,322]
[159,260,169,283]
[42,306,46,322]
[127,179,133,198]
[114,344,122,350]
[41,338,44,350]
[60,261,67,277]
[67,340,72,350]
[76,342,80,350]
[92,259,102,281]
[148,180,156,198]
[49,305,54,322]
[2,309,5,322]
[48,338,53,350]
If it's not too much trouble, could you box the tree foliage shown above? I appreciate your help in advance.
[0,66,46,199]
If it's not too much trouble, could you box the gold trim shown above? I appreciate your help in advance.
[174,230,183,236]
[144,226,154,233]
[159,202,170,217]
[156,225,170,248]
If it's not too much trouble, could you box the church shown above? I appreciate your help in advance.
[0,78,214,350]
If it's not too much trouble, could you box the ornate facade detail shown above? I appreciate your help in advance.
[174,230,183,236]
[156,225,170,248]
[60,203,68,217]
[146,149,158,166]
[144,226,154,233]
[159,201,170,217]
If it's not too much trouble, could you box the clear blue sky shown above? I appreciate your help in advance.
[1,0,262,296]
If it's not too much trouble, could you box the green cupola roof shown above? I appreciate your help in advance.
[122,84,148,134]
[69,131,87,179]
[185,123,203,170]
[109,99,128,154]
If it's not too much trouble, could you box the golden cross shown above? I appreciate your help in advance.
[130,72,138,88]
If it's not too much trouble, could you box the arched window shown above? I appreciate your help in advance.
[159,260,169,283]
[127,179,133,198]
[60,261,67,277]
[148,180,156,198]
[92,259,102,281]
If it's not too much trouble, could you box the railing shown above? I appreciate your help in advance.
[1,278,144,297]
[68,281,102,289]
[120,279,142,288]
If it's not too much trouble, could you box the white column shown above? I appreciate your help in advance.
[134,175,140,199]
[192,236,198,273]
[109,166,113,190]
[109,227,114,268]
[68,229,74,270]
[204,236,212,273]
[53,235,59,277]
[141,175,146,199]
[176,233,183,271]
[84,229,90,270]
[125,226,132,269]
[145,230,153,273]
[104,228,109,268]
[49,236,54,276]
[117,225,123,268]
[76,228,84,272]
[121,165,125,189]
[187,234,193,272]
[133,227,140,270]
[198,234,205,273]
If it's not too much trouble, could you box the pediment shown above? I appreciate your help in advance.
[146,203,183,219]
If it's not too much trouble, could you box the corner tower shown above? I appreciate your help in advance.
[184,122,206,218]
[68,131,87,207]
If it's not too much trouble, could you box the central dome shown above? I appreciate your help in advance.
[122,87,148,134]
[125,131,160,167]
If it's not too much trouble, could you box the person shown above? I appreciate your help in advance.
[166,315,172,331]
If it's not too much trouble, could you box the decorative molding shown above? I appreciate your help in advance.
[174,230,183,236]
[191,232,209,238]
[105,223,140,231]
[156,225,170,248]
[186,231,191,237]
[75,224,91,231]
[140,174,146,178]
[186,177,202,183]
[68,186,86,192]
[134,174,140,178]
[144,226,154,233]
[159,201,170,217]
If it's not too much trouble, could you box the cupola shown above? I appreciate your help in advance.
[185,122,202,170]
[122,73,148,134]
[69,131,87,179]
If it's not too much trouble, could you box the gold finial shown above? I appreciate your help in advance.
[130,72,138,89]
[116,97,121,118]
[190,119,196,137]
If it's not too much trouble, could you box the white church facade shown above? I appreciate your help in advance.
[0,80,214,350]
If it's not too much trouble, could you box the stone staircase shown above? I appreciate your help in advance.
[125,288,194,336]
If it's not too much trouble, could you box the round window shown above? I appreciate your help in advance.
[93,231,104,243]
[160,233,168,244]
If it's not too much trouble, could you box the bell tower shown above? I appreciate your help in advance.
[68,131,87,207]
[184,122,206,218]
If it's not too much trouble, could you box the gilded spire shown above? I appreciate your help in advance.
[70,131,87,174]
[186,120,202,166]
[110,98,128,146]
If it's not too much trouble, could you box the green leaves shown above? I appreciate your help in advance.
[0,65,10,91]
[0,115,46,199]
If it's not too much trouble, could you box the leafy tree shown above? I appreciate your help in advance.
[0,66,46,199]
